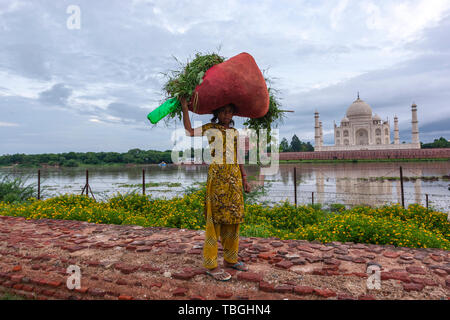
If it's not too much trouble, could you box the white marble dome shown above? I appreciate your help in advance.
[341,116,349,123]
[346,98,373,118]
[373,114,381,121]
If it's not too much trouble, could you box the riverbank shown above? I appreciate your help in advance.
[279,158,450,164]
[2,158,449,169]
[0,215,448,300]
[0,163,170,169]
[278,148,450,162]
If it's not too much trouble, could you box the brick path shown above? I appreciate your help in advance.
[0,215,449,300]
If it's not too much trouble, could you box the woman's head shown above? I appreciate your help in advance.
[211,103,236,127]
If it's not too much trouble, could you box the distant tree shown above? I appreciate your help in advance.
[279,135,314,152]
[303,142,314,152]
[85,152,100,164]
[290,135,302,152]
[66,152,78,160]
[104,152,122,163]
[279,138,290,152]
[62,159,78,167]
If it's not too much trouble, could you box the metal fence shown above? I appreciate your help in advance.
[2,166,449,213]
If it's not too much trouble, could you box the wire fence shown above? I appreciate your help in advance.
[1,166,449,213]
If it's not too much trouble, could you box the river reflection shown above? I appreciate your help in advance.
[1,161,449,212]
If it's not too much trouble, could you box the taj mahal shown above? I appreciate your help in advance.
[314,94,421,151]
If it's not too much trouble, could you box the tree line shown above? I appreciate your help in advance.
[420,137,450,149]
[279,134,314,152]
[1,137,447,167]
[0,149,173,167]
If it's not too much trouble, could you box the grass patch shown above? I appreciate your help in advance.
[0,291,26,300]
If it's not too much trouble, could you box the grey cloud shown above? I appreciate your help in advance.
[38,83,73,107]
[1,1,450,155]
[282,40,450,144]
[415,118,450,136]
[295,43,351,59]
[106,102,150,124]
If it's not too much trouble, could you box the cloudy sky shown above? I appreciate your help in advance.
[1,0,450,155]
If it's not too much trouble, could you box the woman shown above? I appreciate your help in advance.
[180,97,251,281]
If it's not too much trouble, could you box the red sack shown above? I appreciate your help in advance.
[188,52,269,118]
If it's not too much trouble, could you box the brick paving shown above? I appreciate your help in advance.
[0,215,449,300]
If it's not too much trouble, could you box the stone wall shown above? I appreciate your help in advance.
[278,148,450,161]
[318,143,420,152]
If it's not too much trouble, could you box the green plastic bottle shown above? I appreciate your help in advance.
[147,97,180,124]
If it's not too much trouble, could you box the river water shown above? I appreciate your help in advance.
[1,161,449,212]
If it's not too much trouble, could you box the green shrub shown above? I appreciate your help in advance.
[0,175,35,203]
[329,203,346,213]
[1,187,449,250]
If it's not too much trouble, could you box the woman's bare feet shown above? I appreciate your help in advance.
[224,261,249,271]
[206,267,232,281]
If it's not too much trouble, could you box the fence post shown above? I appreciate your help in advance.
[312,192,314,206]
[80,169,95,200]
[143,168,146,195]
[37,169,41,200]
[426,194,429,210]
[86,170,89,196]
[399,166,405,208]
[294,167,297,208]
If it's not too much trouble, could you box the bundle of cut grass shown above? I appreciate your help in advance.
[162,52,225,121]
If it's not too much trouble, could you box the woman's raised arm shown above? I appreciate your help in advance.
[180,97,202,137]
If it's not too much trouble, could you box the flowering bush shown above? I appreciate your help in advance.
[297,211,449,250]
[0,191,449,250]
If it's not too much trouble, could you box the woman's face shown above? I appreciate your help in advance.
[217,105,234,125]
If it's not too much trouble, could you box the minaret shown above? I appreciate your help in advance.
[319,121,323,146]
[314,111,321,151]
[411,103,419,146]
[394,115,400,145]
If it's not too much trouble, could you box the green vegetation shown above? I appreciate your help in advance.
[278,136,450,154]
[163,52,226,121]
[118,182,182,188]
[1,184,448,250]
[279,135,314,152]
[0,148,173,168]
[0,175,36,203]
[161,51,286,133]
[243,87,286,134]
[421,137,450,149]
[0,291,25,300]
[2,138,448,169]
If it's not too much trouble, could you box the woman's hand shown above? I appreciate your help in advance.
[180,96,188,111]
[243,179,251,193]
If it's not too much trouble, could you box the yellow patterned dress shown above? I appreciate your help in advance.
[201,122,245,269]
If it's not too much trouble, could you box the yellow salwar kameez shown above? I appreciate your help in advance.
[201,122,245,270]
